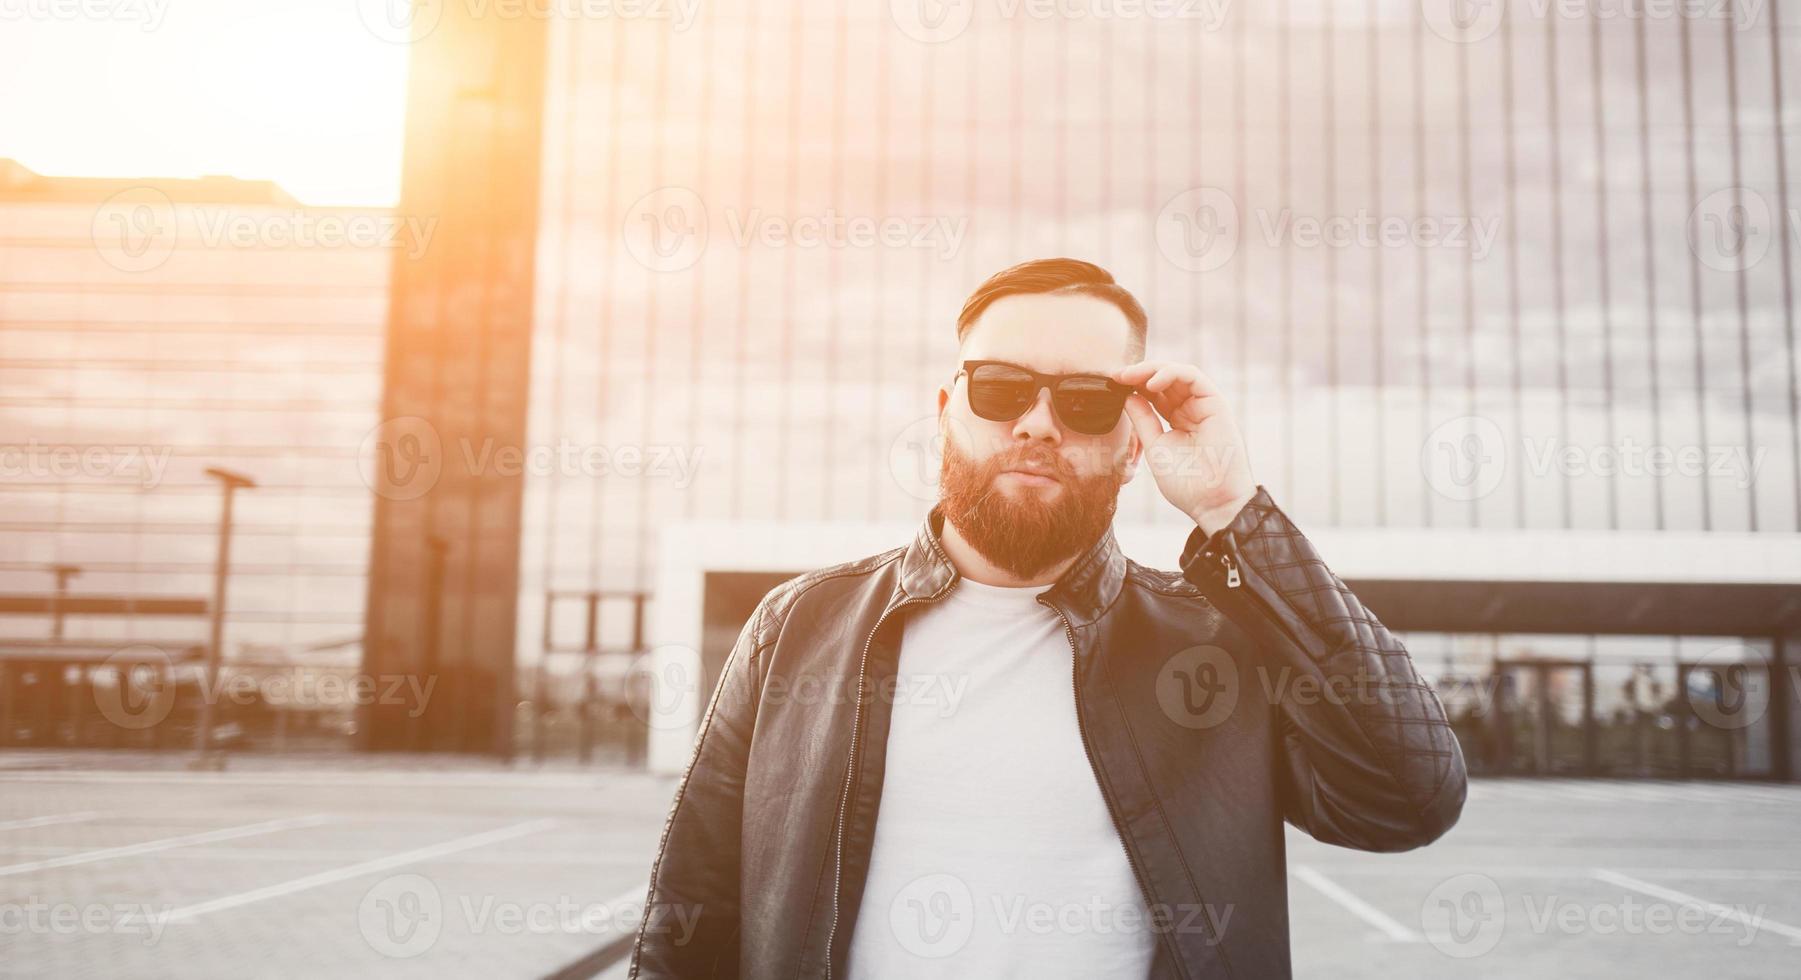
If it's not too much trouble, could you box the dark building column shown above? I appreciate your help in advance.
[359,5,549,756]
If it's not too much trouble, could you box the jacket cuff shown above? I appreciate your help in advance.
[1179,485,1276,574]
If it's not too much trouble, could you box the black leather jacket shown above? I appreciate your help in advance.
[630,486,1467,979]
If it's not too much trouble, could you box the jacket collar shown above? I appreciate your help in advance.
[896,503,1128,628]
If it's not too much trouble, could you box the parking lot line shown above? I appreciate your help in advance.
[1592,869,1801,945]
[0,811,101,831]
[150,817,559,925]
[0,813,334,878]
[1292,864,1424,943]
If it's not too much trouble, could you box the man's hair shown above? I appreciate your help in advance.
[955,257,1148,359]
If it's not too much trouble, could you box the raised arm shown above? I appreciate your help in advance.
[1179,487,1467,851]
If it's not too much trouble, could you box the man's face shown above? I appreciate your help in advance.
[934,291,1143,579]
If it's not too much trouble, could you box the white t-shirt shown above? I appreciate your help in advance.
[844,576,1158,979]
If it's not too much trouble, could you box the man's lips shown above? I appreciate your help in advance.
[999,466,1062,487]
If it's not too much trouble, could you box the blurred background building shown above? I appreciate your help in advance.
[0,158,390,748]
[3,0,1798,779]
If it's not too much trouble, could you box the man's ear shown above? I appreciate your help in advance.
[936,383,950,419]
[1119,427,1144,486]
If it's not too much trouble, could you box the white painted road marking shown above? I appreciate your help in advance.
[1592,869,1801,945]
[1292,864,1425,943]
[0,814,334,878]
[149,817,559,925]
[0,811,102,831]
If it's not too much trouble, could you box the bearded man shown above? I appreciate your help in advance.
[630,257,1467,980]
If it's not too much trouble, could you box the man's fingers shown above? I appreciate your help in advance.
[1123,393,1165,450]
[1114,362,1227,399]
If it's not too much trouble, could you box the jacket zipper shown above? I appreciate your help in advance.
[824,575,952,978]
[1040,596,1187,977]
[1218,549,1240,588]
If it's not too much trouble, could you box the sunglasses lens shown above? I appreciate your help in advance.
[1054,377,1128,435]
[967,364,1037,421]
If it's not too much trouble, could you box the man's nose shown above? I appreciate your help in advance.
[1011,387,1061,444]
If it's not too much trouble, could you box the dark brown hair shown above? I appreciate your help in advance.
[955,257,1148,359]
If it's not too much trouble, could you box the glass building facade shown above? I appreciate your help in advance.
[0,160,391,744]
[513,2,1800,777]
[522,1,1800,598]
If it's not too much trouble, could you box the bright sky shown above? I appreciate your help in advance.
[0,0,410,206]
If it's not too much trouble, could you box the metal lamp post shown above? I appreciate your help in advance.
[49,564,81,642]
[193,467,256,766]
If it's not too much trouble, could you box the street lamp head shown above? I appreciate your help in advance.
[203,467,258,490]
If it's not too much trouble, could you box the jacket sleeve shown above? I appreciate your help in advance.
[629,597,770,979]
[1178,486,1467,852]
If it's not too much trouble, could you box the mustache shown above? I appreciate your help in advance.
[987,446,1074,480]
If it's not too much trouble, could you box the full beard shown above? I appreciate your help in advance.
[937,435,1125,581]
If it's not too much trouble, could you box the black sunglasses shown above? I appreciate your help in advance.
[954,359,1134,436]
